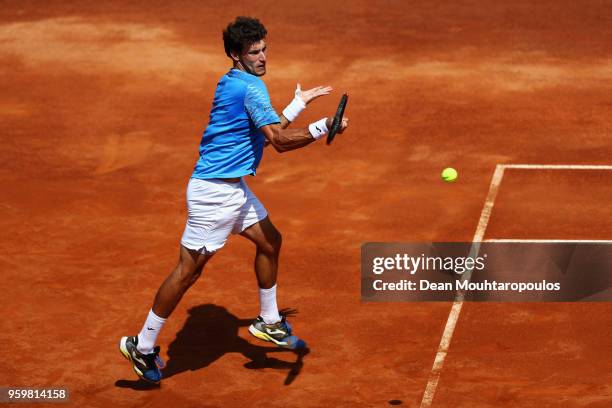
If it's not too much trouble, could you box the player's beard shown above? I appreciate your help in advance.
[236,61,266,77]
[251,64,266,76]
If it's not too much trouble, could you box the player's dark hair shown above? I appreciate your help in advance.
[223,16,267,58]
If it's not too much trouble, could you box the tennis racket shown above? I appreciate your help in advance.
[326,93,349,145]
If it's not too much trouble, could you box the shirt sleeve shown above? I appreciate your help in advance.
[244,82,280,128]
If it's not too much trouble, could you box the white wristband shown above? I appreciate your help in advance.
[308,118,328,140]
[282,95,306,122]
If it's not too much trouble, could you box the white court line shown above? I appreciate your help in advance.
[420,163,612,407]
[485,239,612,243]
[501,164,612,170]
[419,164,506,408]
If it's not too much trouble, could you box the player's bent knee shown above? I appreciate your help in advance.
[259,229,282,256]
[174,250,206,289]
[176,265,203,289]
[273,231,282,251]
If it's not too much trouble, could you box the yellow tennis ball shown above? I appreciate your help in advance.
[441,167,458,182]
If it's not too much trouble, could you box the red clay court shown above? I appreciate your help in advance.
[1,1,611,407]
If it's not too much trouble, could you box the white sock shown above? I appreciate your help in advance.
[259,284,281,324]
[137,309,166,354]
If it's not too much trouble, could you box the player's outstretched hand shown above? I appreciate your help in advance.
[326,116,349,134]
[296,83,333,105]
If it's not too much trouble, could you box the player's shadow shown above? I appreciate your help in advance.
[115,304,308,390]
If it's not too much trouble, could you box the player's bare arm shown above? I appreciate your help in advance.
[279,115,291,129]
[261,124,314,152]
[261,116,349,153]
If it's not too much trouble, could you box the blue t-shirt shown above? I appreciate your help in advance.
[192,69,280,179]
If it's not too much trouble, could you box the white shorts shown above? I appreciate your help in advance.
[181,178,268,253]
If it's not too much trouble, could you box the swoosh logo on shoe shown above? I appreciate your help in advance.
[147,327,155,331]
[266,328,286,336]
[131,350,147,366]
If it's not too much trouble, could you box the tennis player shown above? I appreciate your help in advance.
[119,16,349,384]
